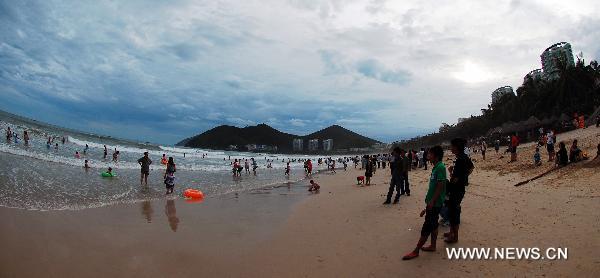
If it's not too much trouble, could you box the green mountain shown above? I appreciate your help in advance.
[177,124,380,153]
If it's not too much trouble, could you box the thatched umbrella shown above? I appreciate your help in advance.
[558,113,570,123]
[486,126,502,136]
[522,116,541,130]
[502,121,517,134]
[541,117,553,126]
[511,120,532,133]
[585,106,600,126]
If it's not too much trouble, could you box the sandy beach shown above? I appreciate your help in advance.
[1,127,599,277]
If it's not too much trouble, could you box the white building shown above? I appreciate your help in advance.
[541,42,574,80]
[323,139,333,151]
[491,86,514,105]
[246,144,257,151]
[293,138,303,152]
[308,139,319,152]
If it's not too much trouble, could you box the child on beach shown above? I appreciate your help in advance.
[534,148,542,166]
[84,160,90,170]
[308,180,320,192]
[402,145,446,260]
[164,173,175,194]
[556,142,569,167]
[365,160,374,185]
[163,157,176,194]
[285,162,291,176]
[75,151,81,159]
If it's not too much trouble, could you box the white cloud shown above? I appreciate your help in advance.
[1,0,599,143]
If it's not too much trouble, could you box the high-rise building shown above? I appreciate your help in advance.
[524,69,543,83]
[541,42,575,80]
[308,139,319,152]
[491,86,514,105]
[293,138,303,152]
[323,139,333,151]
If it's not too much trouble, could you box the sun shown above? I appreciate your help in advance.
[452,61,493,84]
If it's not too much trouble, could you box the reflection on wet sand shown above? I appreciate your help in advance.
[165,199,179,232]
[141,200,153,223]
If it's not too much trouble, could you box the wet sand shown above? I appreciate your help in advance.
[1,127,600,277]
[0,183,307,278]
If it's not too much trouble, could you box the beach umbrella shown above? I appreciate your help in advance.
[541,117,553,126]
[522,116,541,130]
[501,121,516,133]
[585,106,600,126]
[486,127,498,136]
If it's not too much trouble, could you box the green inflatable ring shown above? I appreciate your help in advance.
[101,172,116,177]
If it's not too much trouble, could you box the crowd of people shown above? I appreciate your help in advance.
[4,117,599,261]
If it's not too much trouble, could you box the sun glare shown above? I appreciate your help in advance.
[452,61,493,84]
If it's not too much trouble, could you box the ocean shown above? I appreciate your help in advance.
[0,112,343,211]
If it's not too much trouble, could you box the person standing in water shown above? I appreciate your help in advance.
[5,127,12,142]
[251,158,258,175]
[112,151,120,162]
[103,145,108,160]
[164,157,176,194]
[244,159,250,174]
[23,130,29,145]
[138,152,152,186]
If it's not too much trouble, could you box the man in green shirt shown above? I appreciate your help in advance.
[403,145,446,260]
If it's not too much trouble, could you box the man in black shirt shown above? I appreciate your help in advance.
[384,147,403,204]
[445,138,473,243]
[138,152,152,186]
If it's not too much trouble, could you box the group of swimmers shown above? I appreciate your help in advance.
[231,158,259,176]
[4,127,30,145]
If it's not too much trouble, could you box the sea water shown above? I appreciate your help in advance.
[0,112,341,211]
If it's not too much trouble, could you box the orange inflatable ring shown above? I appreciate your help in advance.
[184,189,204,199]
[161,159,168,165]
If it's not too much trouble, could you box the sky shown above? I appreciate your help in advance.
[1,0,599,144]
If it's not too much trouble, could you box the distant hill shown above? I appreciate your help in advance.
[304,125,380,150]
[178,124,380,153]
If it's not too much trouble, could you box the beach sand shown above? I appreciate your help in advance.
[1,127,599,277]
